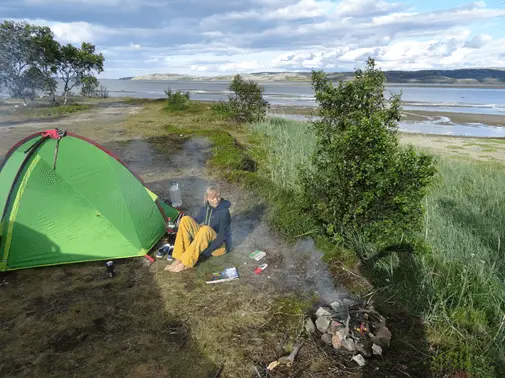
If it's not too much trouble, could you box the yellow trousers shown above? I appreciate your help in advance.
[172,216,226,267]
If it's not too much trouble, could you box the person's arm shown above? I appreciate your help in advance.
[193,205,206,224]
[201,210,230,258]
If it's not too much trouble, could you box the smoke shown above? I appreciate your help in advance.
[119,134,346,303]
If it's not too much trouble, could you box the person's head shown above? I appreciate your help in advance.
[205,184,221,208]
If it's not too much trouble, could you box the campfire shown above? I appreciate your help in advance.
[306,295,391,367]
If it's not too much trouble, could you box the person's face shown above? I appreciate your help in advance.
[206,191,221,208]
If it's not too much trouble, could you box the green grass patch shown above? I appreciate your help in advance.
[244,117,505,376]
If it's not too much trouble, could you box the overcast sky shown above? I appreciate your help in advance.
[2,0,505,78]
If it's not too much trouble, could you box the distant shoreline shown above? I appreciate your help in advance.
[110,78,505,89]
[117,68,505,86]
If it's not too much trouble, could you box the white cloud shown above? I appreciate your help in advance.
[464,34,492,48]
[50,21,114,43]
[336,0,404,17]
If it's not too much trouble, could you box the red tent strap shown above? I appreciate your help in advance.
[42,128,67,140]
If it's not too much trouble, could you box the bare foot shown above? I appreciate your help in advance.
[164,260,180,272]
[171,262,190,273]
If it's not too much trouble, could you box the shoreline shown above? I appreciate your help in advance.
[269,104,505,128]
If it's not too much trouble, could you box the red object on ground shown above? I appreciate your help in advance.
[144,254,155,263]
[254,264,268,274]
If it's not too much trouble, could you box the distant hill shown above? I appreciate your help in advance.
[119,76,134,80]
[128,69,505,84]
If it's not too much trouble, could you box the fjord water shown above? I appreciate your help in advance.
[98,79,505,137]
[99,79,505,114]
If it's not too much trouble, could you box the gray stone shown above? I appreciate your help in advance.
[372,343,383,356]
[352,354,366,367]
[355,339,372,357]
[315,316,331,333]
[331,332,344,349]
[321,333,333,345]
[329,301,343,312]
[341,337,356,352]
[315,307,333,318]
[305,318,316,335]
[372,326,392,348]
[343,297,362,307]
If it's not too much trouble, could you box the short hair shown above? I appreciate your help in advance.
[206,184,220,196]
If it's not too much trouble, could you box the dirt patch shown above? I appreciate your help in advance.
[0,102,142,161]
[400,134,505,162]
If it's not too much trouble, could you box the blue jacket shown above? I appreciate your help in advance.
[194,199,232,258]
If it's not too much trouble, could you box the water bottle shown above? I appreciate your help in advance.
[170,182,182,208]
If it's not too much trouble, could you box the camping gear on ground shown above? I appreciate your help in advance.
[170,182,182,208]
[249,250,266,261]
[166,217,176,234]
[205,267,239,284]
[0,129,182,271]
[105,261,116,277]
[254,263,268,274]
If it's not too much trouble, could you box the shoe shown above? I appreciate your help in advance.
[156,243,172,258]
[167,245,175,261]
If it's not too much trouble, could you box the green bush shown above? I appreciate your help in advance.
[227,74,269,123]
[164,88,190,111]
[210,100,233,119]
[300,58,437,247]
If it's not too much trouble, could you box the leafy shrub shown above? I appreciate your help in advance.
[164,88,190,111]
[95,85,109,98]
[211,100,233,119]
[80,75,99,97]
[227,74,269,123]
[300,58,437,247]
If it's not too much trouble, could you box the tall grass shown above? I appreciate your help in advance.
[250,117,315,191]
[250,117,505,375]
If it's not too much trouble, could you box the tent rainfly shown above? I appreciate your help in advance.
[0,129,180,271]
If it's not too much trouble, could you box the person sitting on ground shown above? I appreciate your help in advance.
[165,184,232,273]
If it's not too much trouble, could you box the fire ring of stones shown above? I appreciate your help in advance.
[305,295,391,367]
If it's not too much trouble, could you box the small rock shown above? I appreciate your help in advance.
[329,301,343,312]
[343,297,362,307]
[341,337,356,352]
[372,343,383,356]
[352,354,367,367]
[331,332,344,349]
[321,333,332,345]
[355,339,372,357]
[315,307,333,317]
[372,326,392,348]
[315,316,331,333]
[305,318,316,334]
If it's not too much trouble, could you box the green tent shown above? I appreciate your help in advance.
[0,129,180,271]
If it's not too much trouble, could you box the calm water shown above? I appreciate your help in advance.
[98,79,505,116]
[96,79,505,137]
